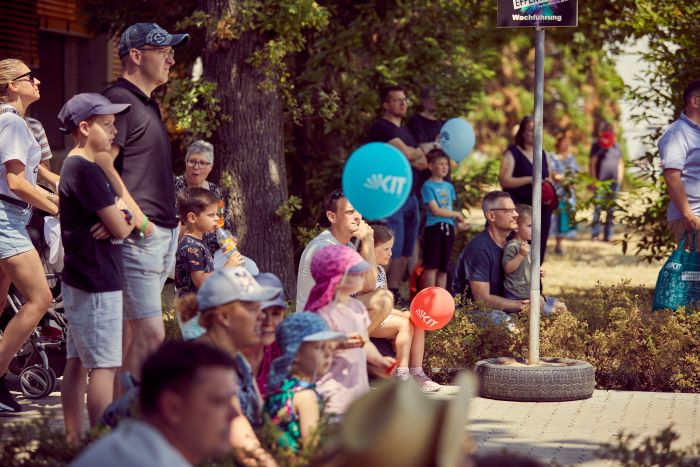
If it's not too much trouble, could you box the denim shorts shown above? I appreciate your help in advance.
[121,224,179,320]
[0,200,34,259]
[64,284,123,368]
[384,194,420,258]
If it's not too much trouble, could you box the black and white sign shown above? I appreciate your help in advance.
[497,0,578,28]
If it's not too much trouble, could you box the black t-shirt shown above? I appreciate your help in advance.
[59,156,123,292]
[407,113,449,194]
[366,118,420,195]
[103,78,179,228]
[450,230,504,300]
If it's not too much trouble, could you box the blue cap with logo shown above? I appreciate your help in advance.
[118,23,190,58]
[197,267,282,312]
[58,93,130,134]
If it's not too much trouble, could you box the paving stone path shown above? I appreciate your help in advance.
[3,383,699,466]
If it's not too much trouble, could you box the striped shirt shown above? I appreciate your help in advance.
[25,117,53,161]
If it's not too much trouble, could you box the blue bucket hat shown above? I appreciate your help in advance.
[58,93,130,134]
[118,23,190,58]
[255,272,287,310]
[267,312,345,391]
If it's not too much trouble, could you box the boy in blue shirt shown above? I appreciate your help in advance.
[420,149,465,289]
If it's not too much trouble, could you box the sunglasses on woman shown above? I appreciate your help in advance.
[11,71,36,86]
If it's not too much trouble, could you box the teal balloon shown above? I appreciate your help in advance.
[439,118,476,162]
[342,143,413,220]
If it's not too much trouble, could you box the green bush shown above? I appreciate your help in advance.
[425,281,700,392]
[598,425,700,466]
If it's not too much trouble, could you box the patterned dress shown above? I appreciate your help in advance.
[263,376,323,453]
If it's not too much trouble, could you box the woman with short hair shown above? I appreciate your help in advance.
[174,140,233,255]
[0,58,58,412]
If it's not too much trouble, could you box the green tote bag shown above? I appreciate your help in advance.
[652,233,700,311]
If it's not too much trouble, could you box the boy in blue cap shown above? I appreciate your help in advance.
[264,312,345,454]
[57,93,135,443]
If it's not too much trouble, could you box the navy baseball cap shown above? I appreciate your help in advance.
[58,93,130,134]
[118,23,190,58]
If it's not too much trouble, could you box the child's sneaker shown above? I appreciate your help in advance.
[410,368,440,393]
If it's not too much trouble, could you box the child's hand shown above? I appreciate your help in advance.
[455,212,465,223]
[540,267,546,278]
[380,356,397,373]
[518,241,530,257]
[457,220,470,231]
[225,250,245,268]
[338,332,365,349]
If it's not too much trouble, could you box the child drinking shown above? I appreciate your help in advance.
[175,186,243,339]
[264,312,345,454]
[503,204,567,314]
[307,244,395,416]
[369,225,440,392]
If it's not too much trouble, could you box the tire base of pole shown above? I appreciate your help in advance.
[475,357,595,402]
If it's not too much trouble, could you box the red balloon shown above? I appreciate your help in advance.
[410,287,455,331]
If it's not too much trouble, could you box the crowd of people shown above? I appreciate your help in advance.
[1,15,698,466]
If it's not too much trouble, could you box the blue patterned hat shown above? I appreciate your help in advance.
[267,312,345,391]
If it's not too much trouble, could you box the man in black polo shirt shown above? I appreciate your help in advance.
[366,85,431,304]
[99,23,189,379]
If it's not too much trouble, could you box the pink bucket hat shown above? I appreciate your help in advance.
[306,244,370,312]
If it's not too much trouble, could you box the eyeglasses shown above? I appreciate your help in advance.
[388,98,409,104]
[187,159,212,168]
[138,47,175,59]
[9,71,35,86]
[490,208,517,214]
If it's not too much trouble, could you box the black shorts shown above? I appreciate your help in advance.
[422,223,455,273]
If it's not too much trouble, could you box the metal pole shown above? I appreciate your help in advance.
[529,27,545,365]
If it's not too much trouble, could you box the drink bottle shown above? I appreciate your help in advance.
[215,228,238,257]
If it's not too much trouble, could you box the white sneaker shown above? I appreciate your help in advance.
[411,369,440,392]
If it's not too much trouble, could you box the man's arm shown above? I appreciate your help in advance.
[94,145,153,236]
[387,137,428,170]
[470,280,527,313]
[355,221,378,292]
[664,168,699,232]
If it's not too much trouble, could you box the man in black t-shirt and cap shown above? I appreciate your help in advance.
[366,85,433,304]
[99,23,189,380]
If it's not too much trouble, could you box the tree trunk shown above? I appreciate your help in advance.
[201,0,296,296]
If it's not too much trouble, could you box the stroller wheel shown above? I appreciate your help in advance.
[19,365,56,399]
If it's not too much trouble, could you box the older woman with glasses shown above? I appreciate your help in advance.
[174,140,234,255]
[0,58,58,412]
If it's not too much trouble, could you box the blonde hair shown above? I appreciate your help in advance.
[0,59,26,103]
[176,294,228,331]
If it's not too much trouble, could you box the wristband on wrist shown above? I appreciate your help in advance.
[139,216,149,238]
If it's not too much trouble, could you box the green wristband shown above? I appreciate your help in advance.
[139,216,149,238]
